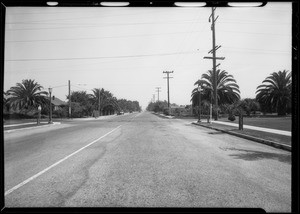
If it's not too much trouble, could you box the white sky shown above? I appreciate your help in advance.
[4,2,292,109]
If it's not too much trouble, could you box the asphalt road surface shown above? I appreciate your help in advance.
[4,111,291,212]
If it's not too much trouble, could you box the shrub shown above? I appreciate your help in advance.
[228,114,236,121]
[163,108,170,115]
[3,113,35,120]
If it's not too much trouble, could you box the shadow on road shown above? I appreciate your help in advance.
[221,148,291,164]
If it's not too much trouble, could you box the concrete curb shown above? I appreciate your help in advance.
[4,122,61,133]
[152,112,175,119]
[192,122,291,152]
[4,115,118,133]
[70,114,117,121]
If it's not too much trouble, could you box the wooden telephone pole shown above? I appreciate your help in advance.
[98,88,101,116]
[203,7,225,121]
[155,87,161,102]
[163,71,173,109]
[68,80,71,119]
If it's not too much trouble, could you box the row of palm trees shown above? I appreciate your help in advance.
[191,69,292,119]
[3,79,141,118]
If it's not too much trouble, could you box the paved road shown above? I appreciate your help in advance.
[4,112,291,211]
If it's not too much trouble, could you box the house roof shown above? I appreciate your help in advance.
[51,97,67,106]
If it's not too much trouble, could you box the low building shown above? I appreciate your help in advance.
[51,97,67,110]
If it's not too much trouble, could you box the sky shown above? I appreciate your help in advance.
[4,2,292,110]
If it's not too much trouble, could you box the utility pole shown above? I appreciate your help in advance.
[203,7,225,121]
[68,80,71,119]
[152,94,155,103]
[98,88,101,116]
[163,71,173,109]
[155,87,161,102]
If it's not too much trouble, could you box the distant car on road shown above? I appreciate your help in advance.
[117,111,124,115]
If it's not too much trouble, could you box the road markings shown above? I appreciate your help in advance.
[5,125,122,196]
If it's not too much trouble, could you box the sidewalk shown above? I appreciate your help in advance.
[4,122,61,133]
[3,114,117,133]
[212,120,291,136]
[192,121,291,152]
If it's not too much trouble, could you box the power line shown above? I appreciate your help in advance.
[6,11,151,21]
[6,19,205,31]
[218,20,290,25]
[219,30,291,37]
[51,84,68,89]
[173,11,204,72]
[223,46,290,53]
[6,10,185,23]
[5,50,200,62]
[220,18,290,25]
[5,30,203,43]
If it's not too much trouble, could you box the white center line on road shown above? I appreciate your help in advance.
[5,125,122,196]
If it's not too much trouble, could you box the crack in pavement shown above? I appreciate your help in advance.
[55,144,108,206]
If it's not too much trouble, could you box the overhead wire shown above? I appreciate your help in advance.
[6,11,164,24]
[6,19,207,31]
[6,10,184,24]
[177,11,207,72]
[5,50,201,62]
[219,30,291,37]
[172,10,203,71]
[5,30,203,43]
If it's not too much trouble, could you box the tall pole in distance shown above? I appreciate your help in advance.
[48,87,53,124]
[98,88,101,116]
[68,80,71,119]
[211,7,218,121]
[204,7,224,121]
[210,91,213,124]
[156,87,161,102]
[163,71,173,109]
[198,85,201,123]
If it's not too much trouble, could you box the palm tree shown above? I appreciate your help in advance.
[90,88,119,115]
[68,91,93,117]
[256,70,291,116]
[191,69,240,120]
[6,79,48,113]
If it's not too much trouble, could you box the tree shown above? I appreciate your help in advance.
[256,70,291,116]
[191,69,240,119]
[3,91,10,113]
[117,98,141,113]
[6,79,48,113]
[146,100,168,113]
[239,98,260,116]
[90,88,120,115]
[67,91,93,117]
